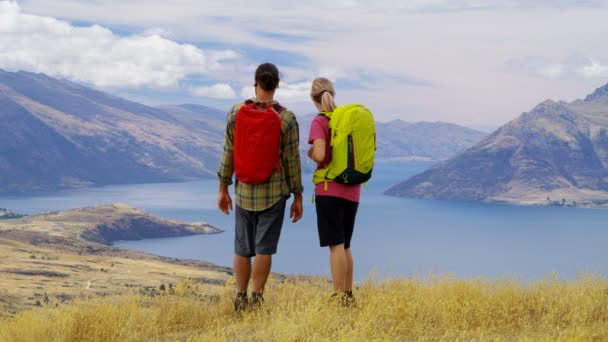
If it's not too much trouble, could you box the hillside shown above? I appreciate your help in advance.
[0,203,221,245]
[0,70,225,192]
[385,83,608,207]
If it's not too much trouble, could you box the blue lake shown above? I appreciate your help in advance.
[1,161,607,281]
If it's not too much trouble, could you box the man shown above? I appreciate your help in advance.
[217,62,303,311]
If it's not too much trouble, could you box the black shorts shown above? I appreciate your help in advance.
[315,195,359,249]
[234,197,287,257]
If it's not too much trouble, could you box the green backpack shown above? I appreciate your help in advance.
[313,104,375,187]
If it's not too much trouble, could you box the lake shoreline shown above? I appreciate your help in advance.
[2,161,608,282]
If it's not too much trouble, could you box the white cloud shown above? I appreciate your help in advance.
[10,0,608,126]
[190,83,237,99]
[239,81,312,102]
[240,86,255,100]
[276,81,313,101]
[316,67,348,82]
[506,56,608,79]
[580,60,608,78]
[538,64,565,78]
[0,1,240,89]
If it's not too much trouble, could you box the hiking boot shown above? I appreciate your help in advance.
[330,291,356,308]
[250,292,264,310]
[342,290,356,308]
[234,292,248,312]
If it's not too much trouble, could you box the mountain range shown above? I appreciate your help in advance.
[385,83,608,207]
[0,70,225,192]
[0,70,485,192]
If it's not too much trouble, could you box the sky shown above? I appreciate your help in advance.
[2,0,608,130]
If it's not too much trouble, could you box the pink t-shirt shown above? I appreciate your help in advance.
[308,115,361,203]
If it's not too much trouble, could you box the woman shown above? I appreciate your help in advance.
[307,77,360,305]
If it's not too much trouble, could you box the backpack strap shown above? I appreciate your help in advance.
[318,112,332,119]
[273,104,286,113]
[244,99,285,113]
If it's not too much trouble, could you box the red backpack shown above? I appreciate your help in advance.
[234,99,285,184]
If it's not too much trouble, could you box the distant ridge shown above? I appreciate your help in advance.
[385,82,608,207]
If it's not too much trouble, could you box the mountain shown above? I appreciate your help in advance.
[297,114,486,171]
[0,70,485,192]
[374,120,486,161]
[385,83,608,207]
[0,70,225,192]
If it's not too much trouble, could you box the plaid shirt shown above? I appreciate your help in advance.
[217,98,304,211]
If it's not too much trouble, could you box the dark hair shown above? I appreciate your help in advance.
[255,62,280,91]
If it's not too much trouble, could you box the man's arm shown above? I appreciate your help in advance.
[218,182,233,215]
[290,193,302,223]
[217,107,237,214]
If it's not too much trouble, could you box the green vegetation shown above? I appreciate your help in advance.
[1,274,607,341]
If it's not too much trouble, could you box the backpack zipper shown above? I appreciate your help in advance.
[348,134,356,169]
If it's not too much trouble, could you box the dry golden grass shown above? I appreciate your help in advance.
[0,231,229,315]
[0,204,228,314]
[1,274,607,341]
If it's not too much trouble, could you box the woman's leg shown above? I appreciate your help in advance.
[343,199,358,292]
[345,248,353,291]
[329,243,347,292]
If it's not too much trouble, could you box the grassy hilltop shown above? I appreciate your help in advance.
[1,275,608,340]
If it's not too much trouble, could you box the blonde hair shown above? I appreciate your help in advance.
[310,77,336,112]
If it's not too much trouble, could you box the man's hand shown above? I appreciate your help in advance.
[218,184,233,215]
[290,193,303,223]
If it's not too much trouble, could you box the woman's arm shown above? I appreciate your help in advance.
[308,138,326,164]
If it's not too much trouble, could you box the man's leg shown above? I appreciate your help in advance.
[234,205,255,311]
[251,197,287,296]
[252,254,272,293]
[234,254,252,293]
[329,243,347,292]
